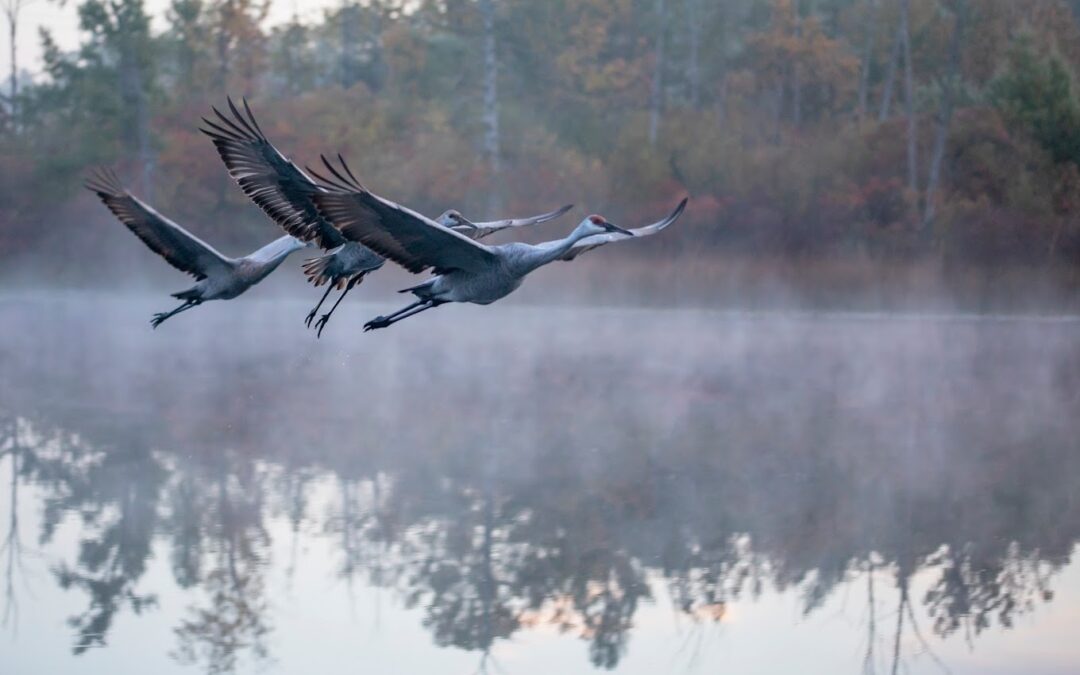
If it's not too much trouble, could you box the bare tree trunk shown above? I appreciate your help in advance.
[878,23,902,121]
[863,561,876,674]
[4,1,20,131]
[1049,218,1067,260]
[137,95,155,200]
[792,5,803,128]
[901,0,917,195]
[479,0,501,212]
[687,0,701,109]
[649,0,667,145]
[2,445,21,628]
[772,80,785,143]
[339,1,358,88]
[370,4,387,92]
[890,577,908,675]
[856,0,879,122]
[922,0,967,232]
[119,38,155,200]
[217,1,232,90]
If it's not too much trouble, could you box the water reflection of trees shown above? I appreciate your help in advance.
[4,392,1079,672]
[171,459,273,675]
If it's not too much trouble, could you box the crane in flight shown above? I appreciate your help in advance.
[85,169,311,328]
[201,98,572,336]
[309,155,688,331]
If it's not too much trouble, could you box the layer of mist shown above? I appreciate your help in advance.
[0,294,1077,673]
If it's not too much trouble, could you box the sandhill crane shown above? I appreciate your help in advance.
[86,169,310,329]
[309,155,689,331]
[201,98,572,336]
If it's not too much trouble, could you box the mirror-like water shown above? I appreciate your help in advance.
[1,293,1078,674]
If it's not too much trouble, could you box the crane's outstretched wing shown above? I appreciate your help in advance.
[200,97,347,250]
[85,168,233,280]
[561,197,688,261]
[310,155,498,275]
[464,204,575,240]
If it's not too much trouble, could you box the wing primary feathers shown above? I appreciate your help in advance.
[212,106,252,140]
[321,154,364,193]
[202,98,351,251]
[200,117,245,142]
[306,164,353,193]
[227,96,262,139]
[336,154,366,191]
[85,167,231,280]
[84,166,124,195]
[241,97,267,138]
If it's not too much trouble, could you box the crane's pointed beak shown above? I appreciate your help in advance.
[605,223,634,236]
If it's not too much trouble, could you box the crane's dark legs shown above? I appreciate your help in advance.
[305,284,336,328]
[151,299,201,329]
[364,299,424,326]
[363,300,442,332]
[313,280,357,338]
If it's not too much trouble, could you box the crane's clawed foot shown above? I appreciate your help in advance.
[304,308,318,328]
[364,316,391,332]
[314,314,333,338]
[150,313,169,329]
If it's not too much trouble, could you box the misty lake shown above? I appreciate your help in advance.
[1,292,1078,674]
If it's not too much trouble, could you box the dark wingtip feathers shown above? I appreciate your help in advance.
[307,154,366,194]
[84,167,126,198]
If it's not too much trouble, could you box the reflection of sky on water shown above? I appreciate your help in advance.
[1,294,1079,674]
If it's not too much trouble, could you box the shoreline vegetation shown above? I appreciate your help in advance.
[4,1,1080,301]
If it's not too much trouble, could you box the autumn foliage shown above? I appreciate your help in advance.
[4,0,1080,280]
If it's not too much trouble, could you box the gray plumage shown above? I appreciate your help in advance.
[85,168,309,328]
[202,98,572,336]
[309,155,688,331]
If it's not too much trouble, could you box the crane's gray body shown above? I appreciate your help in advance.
[303,210,555,286]
[175,234,310,302]
[409,239,582,305]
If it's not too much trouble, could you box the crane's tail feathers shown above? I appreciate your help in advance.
[301,256,369,290]
[302,256,337,287]
[171,288,201,301]
[398,279,437,297]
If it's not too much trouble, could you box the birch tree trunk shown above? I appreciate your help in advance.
[922,0,967,232]
[686,0,701,109]
[879,23,902,121]
[479,0,501,210]
[901,0,917,195]
[792,5,803,128]
[120,42,154,200]
[4,1,21,130]
[217,1,232,90]
[340,1,354,88]
[856,0,879,122]
[648,0,667,145]
[370,4,387,92]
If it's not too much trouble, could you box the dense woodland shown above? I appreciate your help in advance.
[5,0,1080,274]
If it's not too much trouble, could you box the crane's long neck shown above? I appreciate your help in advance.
[521,224,595,272]
[246,235,309,274]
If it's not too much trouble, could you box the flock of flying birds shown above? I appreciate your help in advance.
[86,98,688,335]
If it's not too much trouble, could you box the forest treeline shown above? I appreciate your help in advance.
[4,0,1080,271]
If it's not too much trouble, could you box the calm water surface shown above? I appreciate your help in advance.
[1,293,1079,674]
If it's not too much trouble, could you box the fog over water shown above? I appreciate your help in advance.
[1,292,1079,674]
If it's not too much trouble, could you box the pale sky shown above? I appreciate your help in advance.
[1,0,343,80]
